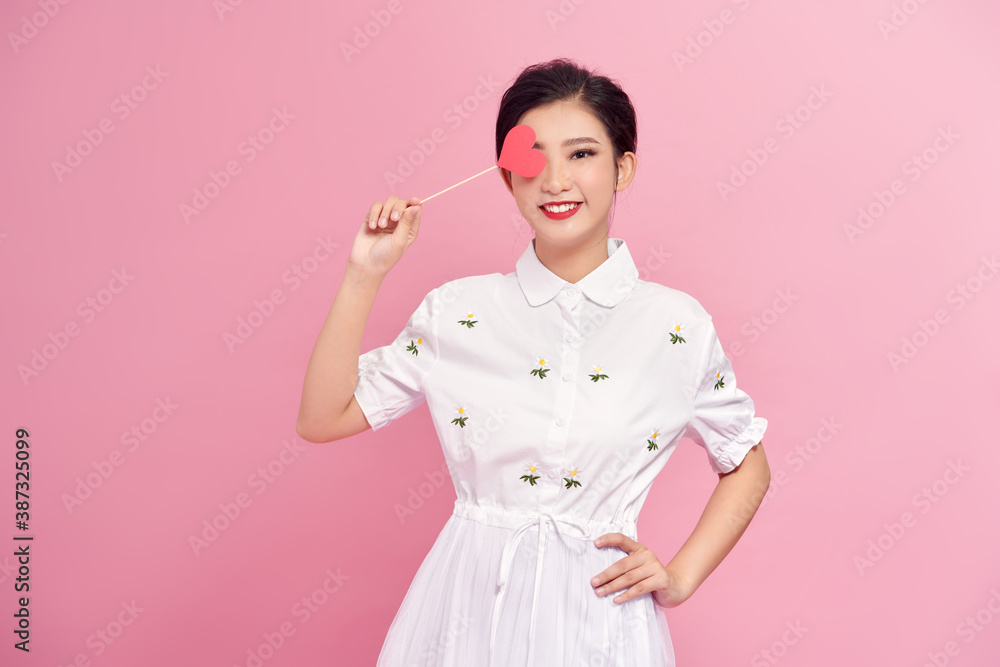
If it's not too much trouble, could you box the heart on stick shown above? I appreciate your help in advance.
[417,124,547,204]
[497,124,546,178]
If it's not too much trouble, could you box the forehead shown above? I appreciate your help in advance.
[519,100,608,144]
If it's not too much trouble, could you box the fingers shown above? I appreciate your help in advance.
[366,201,382,230]
[593,563,663,604]
[367,196,421,231]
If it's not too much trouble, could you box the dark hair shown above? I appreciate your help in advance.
[495,58,638,231]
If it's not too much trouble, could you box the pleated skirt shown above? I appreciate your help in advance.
[376,499,675,666]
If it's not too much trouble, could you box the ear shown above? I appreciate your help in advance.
[499,166,515,196]
[614,152,638,191]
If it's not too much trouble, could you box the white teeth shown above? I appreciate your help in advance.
[542,202,580,213]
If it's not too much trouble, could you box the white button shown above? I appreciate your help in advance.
[565,288,576,297]
[555,418,564,426]
[562,373,573,382]
[547,470,557,480]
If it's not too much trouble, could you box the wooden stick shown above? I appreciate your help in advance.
[419,164,498,204]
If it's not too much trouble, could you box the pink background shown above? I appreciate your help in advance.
[3,0,1000,665]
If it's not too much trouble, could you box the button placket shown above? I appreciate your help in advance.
[541,286,583,495]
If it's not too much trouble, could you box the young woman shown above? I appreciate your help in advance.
[297,58,771,666]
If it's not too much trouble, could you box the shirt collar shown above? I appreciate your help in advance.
[515,237,640,308]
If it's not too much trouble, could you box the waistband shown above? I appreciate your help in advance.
[452,498,638,537]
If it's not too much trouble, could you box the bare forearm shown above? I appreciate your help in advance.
[665,442,770,600]
[296,262,384,439]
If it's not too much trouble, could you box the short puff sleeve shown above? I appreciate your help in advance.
[354,287,440,431]
[684,317,767,474]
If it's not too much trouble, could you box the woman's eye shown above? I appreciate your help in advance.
[572,149,596,159]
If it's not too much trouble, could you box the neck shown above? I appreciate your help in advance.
[533,231,611,284]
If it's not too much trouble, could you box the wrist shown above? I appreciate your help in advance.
[659,566,697,607]
[344,261,386,286]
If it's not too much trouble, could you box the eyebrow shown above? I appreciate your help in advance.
[532,137,602,149]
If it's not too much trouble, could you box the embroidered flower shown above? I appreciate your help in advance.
[458,310,477,328]
[669,323,686,344]
[588,365,609,382]
[647,428,660,452]
[520,463,541,486]
[563,465,582,489]
[406,337,423,355]
[451,406,469,428]
[714,371,725,390]
[529,355,550,379]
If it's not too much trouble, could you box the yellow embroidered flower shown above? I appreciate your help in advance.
[520,462,541,486]
[714,371,725,391]
[530,355,550,379]
[669,323,686,344]
[589,364,609,382]
[647,428,660,452]
[406,337,423,355]
[451,406,469,428]
[564,465,582,489]
[458,310,477,328]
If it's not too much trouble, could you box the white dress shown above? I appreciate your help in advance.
[354,237,768,666]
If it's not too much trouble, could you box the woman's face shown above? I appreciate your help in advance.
[501,99,636,249]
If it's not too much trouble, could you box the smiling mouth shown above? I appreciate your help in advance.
[540,202,581,213]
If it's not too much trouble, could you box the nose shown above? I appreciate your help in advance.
[540,155,570,194]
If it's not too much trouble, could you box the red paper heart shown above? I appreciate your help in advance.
[497,124,546,178]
